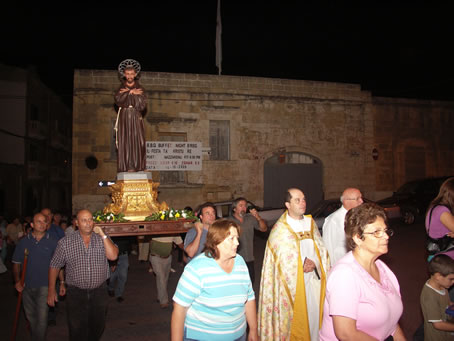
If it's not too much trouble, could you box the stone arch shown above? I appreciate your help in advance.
[263,148,323,210]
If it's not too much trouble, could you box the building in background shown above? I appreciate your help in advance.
[72,69,454,213]
[0,64,72,219]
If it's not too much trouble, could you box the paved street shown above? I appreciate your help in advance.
[1,219,427,340]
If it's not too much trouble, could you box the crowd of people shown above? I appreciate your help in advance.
[168,189,406,340]
[3,178,454,340]
[0,210,76,275]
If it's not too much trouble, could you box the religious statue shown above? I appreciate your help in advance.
[115,59,147,172]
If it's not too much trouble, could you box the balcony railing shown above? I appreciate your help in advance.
[28,120,48,140]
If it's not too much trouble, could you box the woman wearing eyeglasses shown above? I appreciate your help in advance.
[319,203,406,341]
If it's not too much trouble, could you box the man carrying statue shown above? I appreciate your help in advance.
[115,59,147,173]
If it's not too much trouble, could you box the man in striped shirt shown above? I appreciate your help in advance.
[48,209,118,341]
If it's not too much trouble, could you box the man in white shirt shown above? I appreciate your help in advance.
[322,188,363,265]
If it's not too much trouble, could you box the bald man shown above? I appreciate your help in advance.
[322,187,363,265]
[48,209,118,341]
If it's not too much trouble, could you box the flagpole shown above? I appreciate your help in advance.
[216,0,222,75]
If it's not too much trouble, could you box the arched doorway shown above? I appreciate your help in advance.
[264,151,323,211]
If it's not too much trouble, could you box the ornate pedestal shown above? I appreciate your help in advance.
[103,172,168,221]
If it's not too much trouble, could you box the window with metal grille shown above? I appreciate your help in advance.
[209,120,229,160]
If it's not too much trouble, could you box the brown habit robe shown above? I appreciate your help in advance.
[114,81,147,172]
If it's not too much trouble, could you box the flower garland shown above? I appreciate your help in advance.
[93,211,128,223]
[145,208,198,222]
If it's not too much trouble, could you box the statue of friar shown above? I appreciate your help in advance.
[115,59,147,172]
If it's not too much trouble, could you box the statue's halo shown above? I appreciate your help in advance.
[118,59,141,76]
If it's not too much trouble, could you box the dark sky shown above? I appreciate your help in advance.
[2,2,454,105]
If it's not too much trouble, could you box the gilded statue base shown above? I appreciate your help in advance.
[103,178,168,221]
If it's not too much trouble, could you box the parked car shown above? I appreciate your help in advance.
[376,176,453,225]
[211,200,285,229]
[306,198,342,234]
[307,197,397,234]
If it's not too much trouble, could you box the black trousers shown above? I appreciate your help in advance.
[66,283,108,341]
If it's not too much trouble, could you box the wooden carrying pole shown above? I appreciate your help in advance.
[10,248,29,341]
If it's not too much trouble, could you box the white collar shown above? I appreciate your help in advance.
[425,281,446,295]
[287,214,311,232]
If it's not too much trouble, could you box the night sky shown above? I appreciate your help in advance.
[2,2,454,106]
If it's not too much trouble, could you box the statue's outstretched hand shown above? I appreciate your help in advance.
[130,88,143,95]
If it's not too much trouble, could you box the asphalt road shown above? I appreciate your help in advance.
[1,218,427,340]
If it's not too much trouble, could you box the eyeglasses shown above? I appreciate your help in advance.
[345,197,363,201]
[362,229,394,238]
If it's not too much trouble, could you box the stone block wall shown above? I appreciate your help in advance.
[373,97,454,196]
[72,69,453,212]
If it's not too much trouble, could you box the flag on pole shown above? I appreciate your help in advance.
[215,0,222,75]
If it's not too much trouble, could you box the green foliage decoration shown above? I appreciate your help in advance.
[93,211,129,223]
[145,208,198,222]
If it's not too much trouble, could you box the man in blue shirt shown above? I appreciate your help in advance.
[12,213,63,341]
[184,203,217,262]
[41,208,65,241]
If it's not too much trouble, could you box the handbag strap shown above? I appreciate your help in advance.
[427,206,435,234]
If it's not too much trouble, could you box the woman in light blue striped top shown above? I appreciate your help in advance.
[171,219,258,341]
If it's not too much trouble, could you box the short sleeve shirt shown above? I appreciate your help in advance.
[426,206,451,238]
[173,253,254,340]
[184,227,208,262]
[228,214,260,262]
[322,206,348,266]
[420,282,453,341]
[50,231,110,289]
[319,252,403,340]
[12,232,57,288]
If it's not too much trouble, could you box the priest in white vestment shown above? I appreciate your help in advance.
[258,188,330,340]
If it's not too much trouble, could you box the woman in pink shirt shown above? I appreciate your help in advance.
[425,177,454,259]
[319,203,406,341]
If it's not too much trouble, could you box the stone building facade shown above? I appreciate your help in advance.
[72,69,454,213]
[0,64,72,218]
[373,96,454,192]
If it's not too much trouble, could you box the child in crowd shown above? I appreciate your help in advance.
[420,254,454,340]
